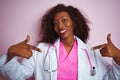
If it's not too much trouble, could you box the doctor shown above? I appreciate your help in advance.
[0,4,120,80]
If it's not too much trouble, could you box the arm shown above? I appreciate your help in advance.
[0,35,41,80]
[92,33,120,80]
[92,33,120,65]
[0,53,36,80]
[6,35,41,63]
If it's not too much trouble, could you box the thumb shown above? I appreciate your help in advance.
[107,33,112,45]
[24,35,30,43]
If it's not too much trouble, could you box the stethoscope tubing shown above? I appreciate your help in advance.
[43,43,96,76]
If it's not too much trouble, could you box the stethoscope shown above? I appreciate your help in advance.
[43,44,58,72]
[43,43,96,77]
[84,49,96,76]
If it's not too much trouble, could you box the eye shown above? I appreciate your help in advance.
[54,21,58,26]
[62,18,68,23]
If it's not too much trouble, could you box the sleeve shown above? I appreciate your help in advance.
[85,44,120,80]
[0,53,35,80]
[102,59,120,80]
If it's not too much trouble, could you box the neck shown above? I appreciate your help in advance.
[61,36,74,47]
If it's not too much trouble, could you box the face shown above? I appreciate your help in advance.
[54,11,74,40]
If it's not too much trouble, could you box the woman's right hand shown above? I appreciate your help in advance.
[6,35,42,63]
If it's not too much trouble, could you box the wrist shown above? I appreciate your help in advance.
[113,57,120,66]
[6,46,15,63]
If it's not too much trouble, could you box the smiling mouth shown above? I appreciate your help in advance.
[60,29,67,34]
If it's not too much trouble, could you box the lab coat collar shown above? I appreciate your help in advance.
[52,36,89,80]
[53,35,87,49]
[75,36,87,49]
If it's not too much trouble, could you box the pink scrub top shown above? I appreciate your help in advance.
[57,40,78,80]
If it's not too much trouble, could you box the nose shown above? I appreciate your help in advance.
[58,21,64,29]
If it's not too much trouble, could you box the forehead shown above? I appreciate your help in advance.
[54,11,71,20]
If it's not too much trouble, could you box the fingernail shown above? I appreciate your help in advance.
[39,49,42,52]
[90,48,94,50]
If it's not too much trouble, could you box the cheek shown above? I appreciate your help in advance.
[66,23,70,26]
[54,27,58,33]
[66,22,74,30]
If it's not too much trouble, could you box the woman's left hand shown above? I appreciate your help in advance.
[91,33,120,65]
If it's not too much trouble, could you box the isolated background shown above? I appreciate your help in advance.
[0,0,120,80]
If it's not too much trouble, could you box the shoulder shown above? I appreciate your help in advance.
[84,43,90,48]
[32,42,50,56]
[37,42,50,49]
[31,43,50,61]
[84,44,93,51]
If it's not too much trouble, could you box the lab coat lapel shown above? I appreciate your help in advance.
[48,37,92,80]
[76,37,91,80]
[47,39,60,80]
[54,39,60,59]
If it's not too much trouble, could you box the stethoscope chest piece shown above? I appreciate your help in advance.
[90,67,96,76]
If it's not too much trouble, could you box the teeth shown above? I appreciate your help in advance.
[60,29,66,33]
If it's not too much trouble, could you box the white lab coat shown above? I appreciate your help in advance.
[0,36,120,80]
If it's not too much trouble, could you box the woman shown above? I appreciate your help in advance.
[0,4,120,80]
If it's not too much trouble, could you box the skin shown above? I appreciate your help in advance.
[6,35,42,63]
[54,11,120,65]
[7,11,120,66]
[54,11,75,53]
[92,33,120,66]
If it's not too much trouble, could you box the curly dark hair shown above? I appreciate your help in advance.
[40,4,90,44]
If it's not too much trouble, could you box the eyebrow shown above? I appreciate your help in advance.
[54,16,68,21]
[61,16,68,19]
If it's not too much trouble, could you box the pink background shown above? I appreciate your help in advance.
[0,0,120,80]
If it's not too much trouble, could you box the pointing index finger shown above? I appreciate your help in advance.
[91,44,107,50]
[28,44,42,52]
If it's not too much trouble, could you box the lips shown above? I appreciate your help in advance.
[60,29,67,34]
